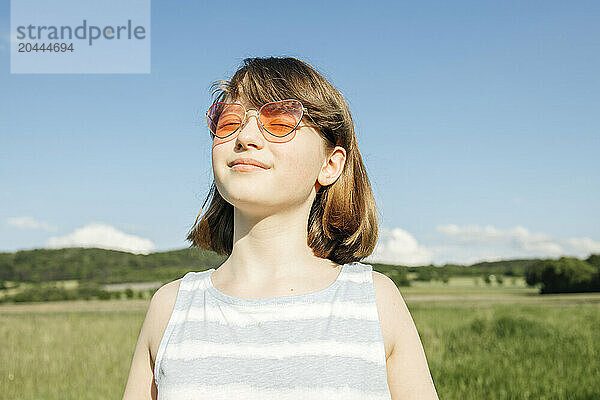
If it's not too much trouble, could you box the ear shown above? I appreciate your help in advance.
[317,146,346,187]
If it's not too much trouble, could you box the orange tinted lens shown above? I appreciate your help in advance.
[207,103,245,138]
[259,100,303,138]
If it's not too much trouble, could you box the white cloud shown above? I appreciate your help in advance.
[362,224,600,267]
[563,236,600,254]
[6,216,57,232]
[46,222,156,255]
[426,243,517,266]
[364,227,434,267]
[435,224,600,263]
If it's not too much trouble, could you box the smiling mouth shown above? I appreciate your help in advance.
[230,163,268,171]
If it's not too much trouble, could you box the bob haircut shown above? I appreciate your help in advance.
[186,56,379,265]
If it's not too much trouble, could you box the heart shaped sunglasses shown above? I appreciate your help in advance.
[206,99,316,144]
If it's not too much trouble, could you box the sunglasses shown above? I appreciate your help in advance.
[206,99,315,144]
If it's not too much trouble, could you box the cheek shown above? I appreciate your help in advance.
[275,147,322,194]
[211,147,220,172]
[211,146,230,184]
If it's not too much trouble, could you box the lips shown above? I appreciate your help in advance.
[228,158,270,169]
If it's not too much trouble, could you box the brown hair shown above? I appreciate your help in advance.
[186,56,379,265]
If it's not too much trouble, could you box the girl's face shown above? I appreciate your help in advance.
[212,99,336,215]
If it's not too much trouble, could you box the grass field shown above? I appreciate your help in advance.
[1,277,598,400]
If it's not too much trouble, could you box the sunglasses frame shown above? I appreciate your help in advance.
[206,98,317,143]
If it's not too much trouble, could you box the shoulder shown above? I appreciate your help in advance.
[151,277,183,308]
[370,269,411,360]
[371,269,399,294]
[146,277,185,363]
[371,269,403,308]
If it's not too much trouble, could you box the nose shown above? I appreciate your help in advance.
[240,109,260,129]
[235,109,264,145]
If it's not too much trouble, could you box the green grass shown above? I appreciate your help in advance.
[0,278,599,400]
[412,304,599,399]
[0,310,142,400]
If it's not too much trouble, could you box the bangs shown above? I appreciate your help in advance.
[209,60,312,110]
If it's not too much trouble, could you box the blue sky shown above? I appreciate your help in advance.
[1,1,598,266]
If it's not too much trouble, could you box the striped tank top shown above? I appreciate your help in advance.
[153,261,391,400]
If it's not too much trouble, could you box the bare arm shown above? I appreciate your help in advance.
[122,280,180,400]
[373,272,439,400]
[123,291,158,400]
[121,298,158,400]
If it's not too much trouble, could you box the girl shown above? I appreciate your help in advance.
[123,56,439,400]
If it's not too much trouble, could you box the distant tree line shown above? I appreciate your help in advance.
[0,281,158,303]
[370,258,537,287]
[372,254,600,294]
[0,247,598,297]
[525,254,600,294]
[0,247,224,284]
